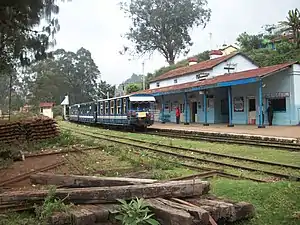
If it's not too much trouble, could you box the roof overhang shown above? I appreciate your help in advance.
[152,77,259,96]
[129,96,156,102]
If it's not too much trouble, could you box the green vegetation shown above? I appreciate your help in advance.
[35,186,72,224]
[60,122,300,166]
[211,179,300,225]
[115,198,160,225]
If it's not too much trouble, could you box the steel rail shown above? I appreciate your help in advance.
[62,126,300,170]
[146,131,300,151]
[63,128,300,181]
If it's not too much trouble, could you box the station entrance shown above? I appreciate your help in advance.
[190,102,197,123]
[248,97,256,124]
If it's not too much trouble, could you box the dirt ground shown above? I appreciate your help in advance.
[0,148,136,192]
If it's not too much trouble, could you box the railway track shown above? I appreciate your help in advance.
[62,126,300,181]
[146,129,300,151]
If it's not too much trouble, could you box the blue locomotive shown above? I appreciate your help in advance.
[68,93,156,130]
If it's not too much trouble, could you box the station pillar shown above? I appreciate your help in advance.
[161,95,165,124]
[203,91,209,126]
[184,92,189,125]
[227,86,234,127]
[258,80,265,128]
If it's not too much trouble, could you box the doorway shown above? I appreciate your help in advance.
[190,102,197,123]
[248,98,256,124]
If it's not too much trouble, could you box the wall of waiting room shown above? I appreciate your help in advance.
[149,54,258,89]
[155,68,298,125]
[292,64,300,124]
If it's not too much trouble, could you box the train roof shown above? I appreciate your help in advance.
[69,93,155,107]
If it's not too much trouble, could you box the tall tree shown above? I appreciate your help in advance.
[120,0,211,65]
[96,80,116,99]
[27,48,101,105]
[279,8,300,48]
[236,32,264,51]
[0,0,69,69]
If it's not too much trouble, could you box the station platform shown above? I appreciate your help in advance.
[150,123,300,142]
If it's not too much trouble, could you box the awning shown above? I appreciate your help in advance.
[129,96,156,102]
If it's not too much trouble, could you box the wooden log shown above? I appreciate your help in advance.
[48,204,120,225]
[0,179,210,205]
[185,198,255,222]
[145,198,194,225]
[30,173,157,187]
[156,198,210,224]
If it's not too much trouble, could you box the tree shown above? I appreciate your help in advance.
[0,0,69,70]
[236,32,264,51]
[126,83,142,94]
[279,8,300,48]
[27,48,101,105]
[120,0,211,65]
[96,80,116,99]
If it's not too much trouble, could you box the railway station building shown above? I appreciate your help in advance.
[142,51,300,127]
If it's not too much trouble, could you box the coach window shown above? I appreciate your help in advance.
[269,98,286,112]
[116,99,121,114]
[100,102,104,115]
[123,98,127,114]
[105,101,109,114]
[111,100,114,114]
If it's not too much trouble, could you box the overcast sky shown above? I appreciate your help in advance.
[54,0,299,85]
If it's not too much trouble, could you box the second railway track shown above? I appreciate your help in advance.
[62,125,300,181]
[146,129,300,151]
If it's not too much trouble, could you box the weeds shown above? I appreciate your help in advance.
[115,198,160,225]
[34,186,72,224]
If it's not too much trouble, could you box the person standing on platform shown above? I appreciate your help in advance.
[267,101,274,126]
[176,106,180,124]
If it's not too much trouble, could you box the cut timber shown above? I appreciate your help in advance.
[0,179,210,205]
[30,173,157,187]
[157,198,210,224]
[145,198,194,225]
[186,197,255,222]
[48,204,120,225]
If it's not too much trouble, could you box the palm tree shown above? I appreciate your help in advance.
[279,8,300,48]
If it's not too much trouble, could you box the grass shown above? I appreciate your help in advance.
[61,123,300,181]
[211,179,300,225]
[60,121,300,165]
[64,132,198,179]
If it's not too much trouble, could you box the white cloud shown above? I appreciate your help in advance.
[54,0,299,85]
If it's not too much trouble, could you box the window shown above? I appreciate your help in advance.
[156,82,160,87]
[174,79,177,84]
[269,98,286,112]
[117,99,121,114]
[100,102,104,114]
[123,98,127,114]
[105,101,109,114]
[111,100,115,114]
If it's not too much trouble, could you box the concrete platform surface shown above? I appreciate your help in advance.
[151,123,300,140]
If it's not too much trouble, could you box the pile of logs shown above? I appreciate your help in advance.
[0,173,255,225]
[0,116,60,145]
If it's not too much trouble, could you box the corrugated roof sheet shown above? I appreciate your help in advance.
[151,52,241,82]
[142,62,296,95]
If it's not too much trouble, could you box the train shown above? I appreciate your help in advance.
[67,93,156,130]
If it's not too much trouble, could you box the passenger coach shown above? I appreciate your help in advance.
[68,93,156,130]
